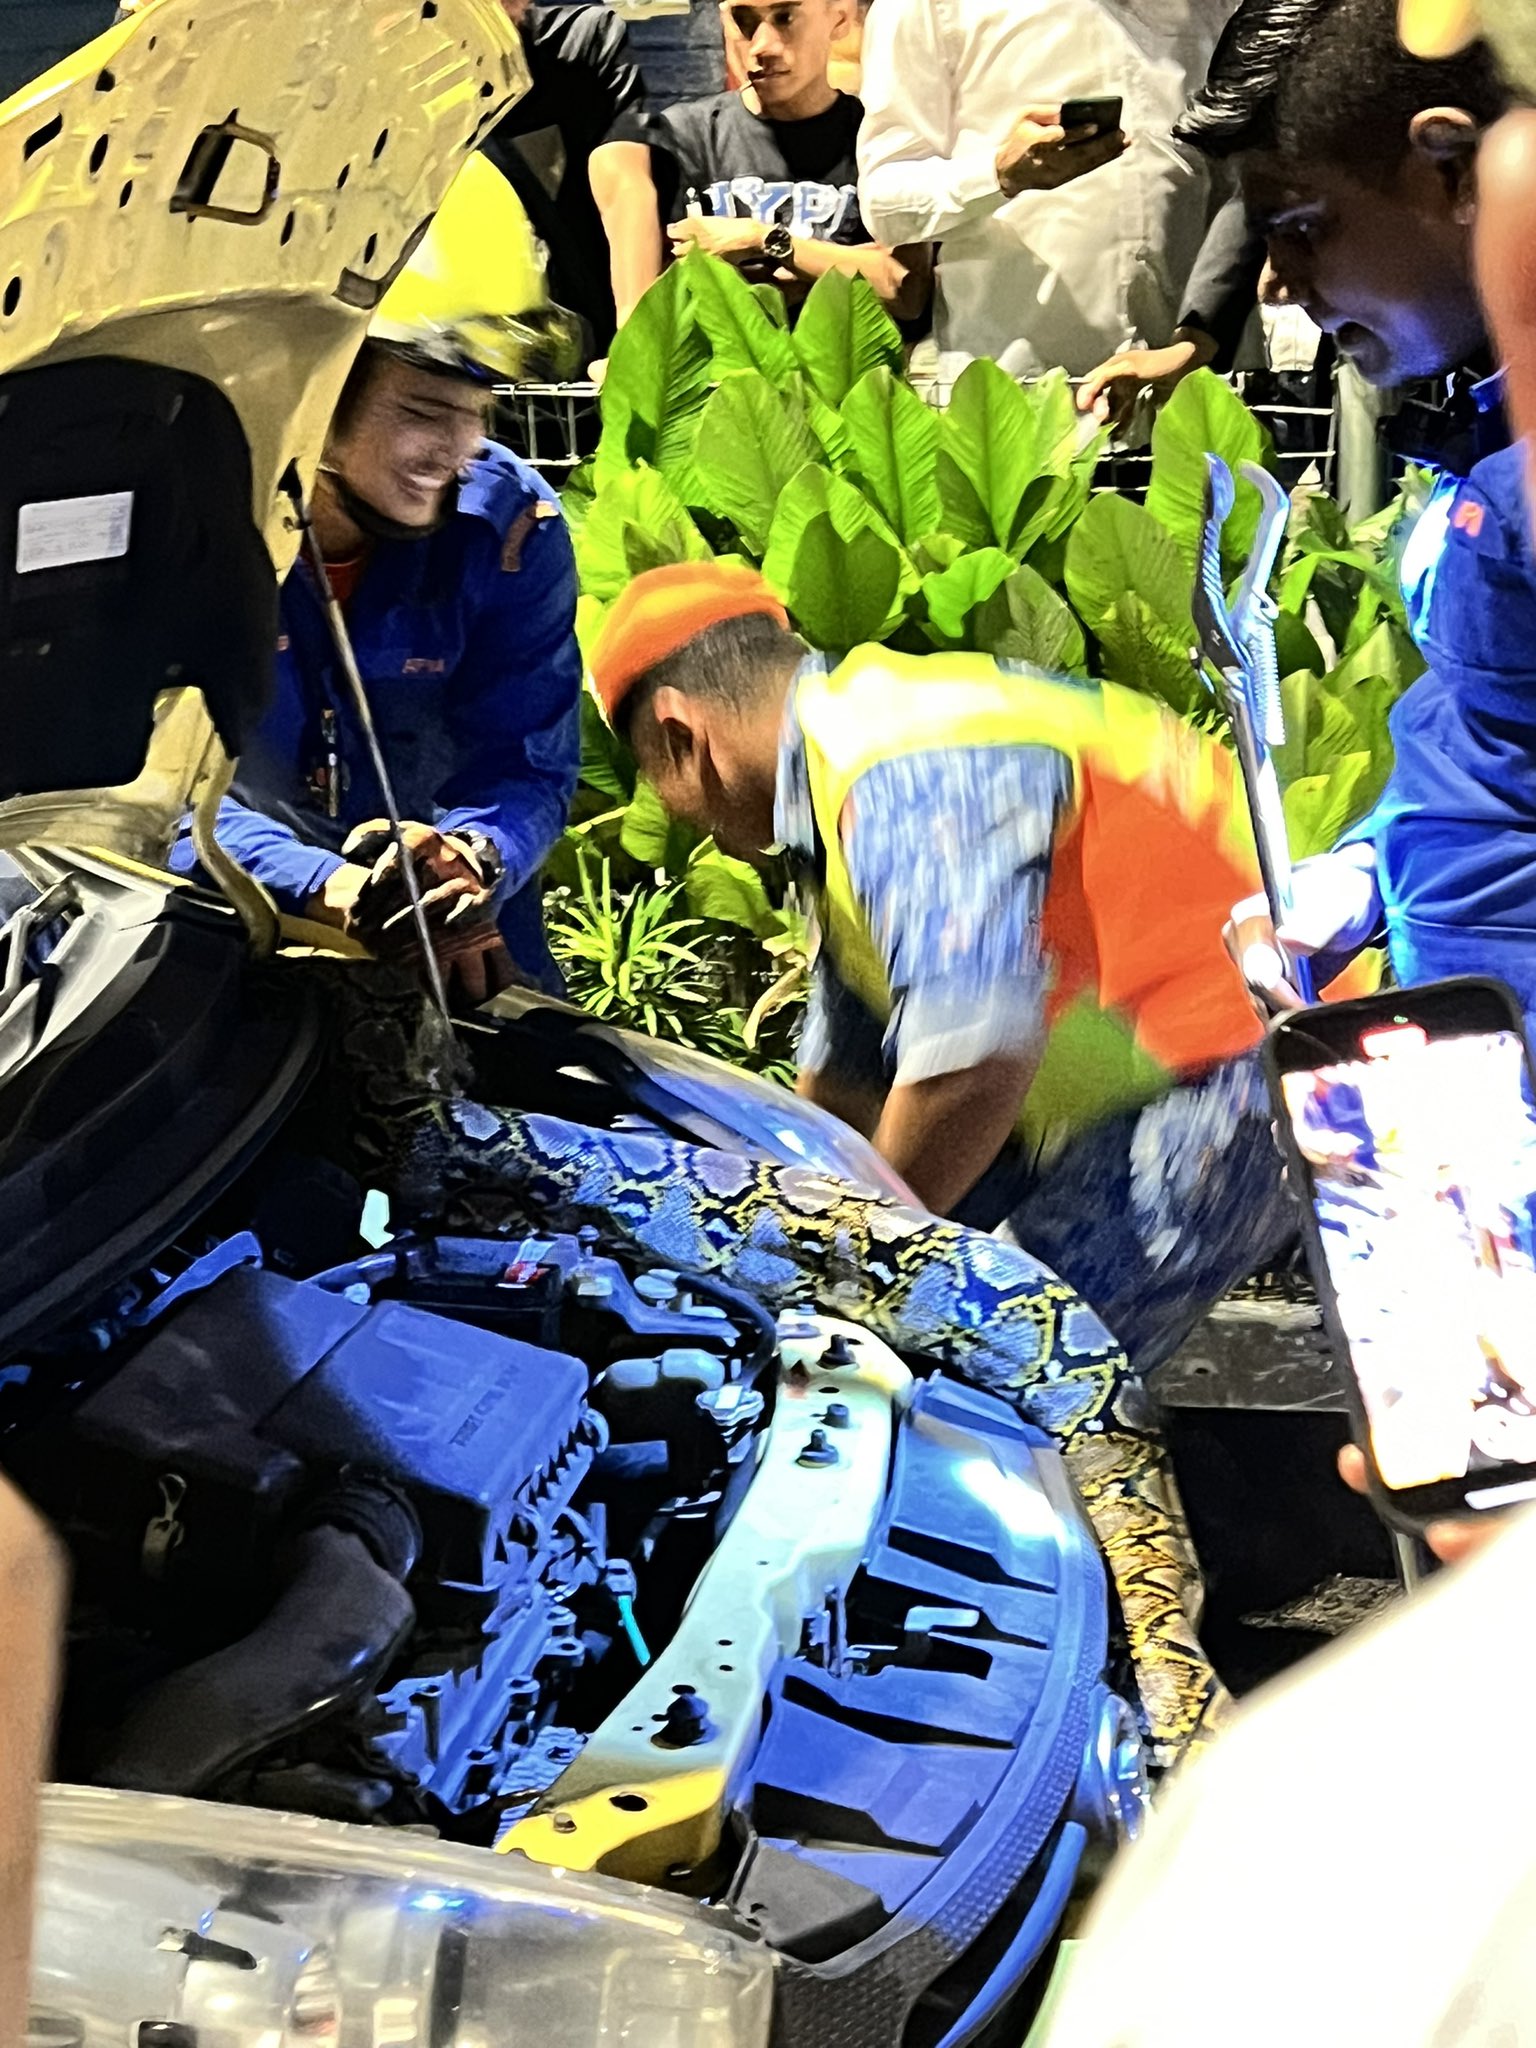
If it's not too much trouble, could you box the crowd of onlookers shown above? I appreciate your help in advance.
[479,0,1360,406]
[482,0,1291,388]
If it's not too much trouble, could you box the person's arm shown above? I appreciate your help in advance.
[777,235,932,322]
[169,796,348,915]
[433,500,582,894]
[873,1052,1038,1214]
[668,215,932,320]
[588,138,664,331]
[0,1481,63,2048]
[1225,842,1383,1010]
[1178,191,1266,370]
[1077,193,1259,423]
[855,0,996,244]
[856,0,1123,247]
[796,945,890,1137]
[839,743,1069,1215]
[1475,109,1536,553]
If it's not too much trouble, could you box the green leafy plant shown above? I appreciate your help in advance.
[546,825,808,1082]
[552,255,1428,1074]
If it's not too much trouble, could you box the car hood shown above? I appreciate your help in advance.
[0,0,527,871]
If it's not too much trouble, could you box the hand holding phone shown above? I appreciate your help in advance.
[996,101,1126,198]
[1268,977,1536,1535]
[1059,95,1124,137]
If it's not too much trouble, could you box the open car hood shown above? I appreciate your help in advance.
[0,0,527,871]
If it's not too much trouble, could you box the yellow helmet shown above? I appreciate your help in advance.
[371,153,579,382]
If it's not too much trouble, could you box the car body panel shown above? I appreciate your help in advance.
[0,0,526,863]
[502,1316,913,1882]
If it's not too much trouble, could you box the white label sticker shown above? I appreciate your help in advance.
[16,491,134,575]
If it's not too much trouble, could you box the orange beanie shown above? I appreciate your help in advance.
[589,562,790,724]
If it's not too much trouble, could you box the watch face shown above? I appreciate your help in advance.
[763,225,793,260]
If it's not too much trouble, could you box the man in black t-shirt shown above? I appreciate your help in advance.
[655,0,931,320]
[481,0,664,364]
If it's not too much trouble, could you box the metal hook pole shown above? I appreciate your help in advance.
[282,470,451,1021]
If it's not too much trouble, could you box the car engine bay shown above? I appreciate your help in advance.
[2,1171,1137,2042]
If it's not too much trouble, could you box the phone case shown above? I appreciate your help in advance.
[1261,976,1535,1536]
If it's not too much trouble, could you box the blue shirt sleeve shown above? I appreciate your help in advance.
[168,797,346,913]
[1340,444,1536,924]
[433,504,582,898]
[840,743,1070,1086]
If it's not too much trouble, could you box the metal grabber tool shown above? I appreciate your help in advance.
[1196,460,1424,1589]
[1192,454,1315,1006]
[280,464,451,1021]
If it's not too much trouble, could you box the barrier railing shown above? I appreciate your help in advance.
[494,364,1359,508]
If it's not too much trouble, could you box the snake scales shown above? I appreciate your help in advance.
[309,962,1230,1767]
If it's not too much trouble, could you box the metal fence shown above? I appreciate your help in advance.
[493,383,603,481]
[495,365,1348,505]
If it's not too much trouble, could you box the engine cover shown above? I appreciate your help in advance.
[57,1265,595,1608]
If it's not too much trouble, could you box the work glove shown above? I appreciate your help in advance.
[341,820,525,1009]
[1224,848,1383,1013]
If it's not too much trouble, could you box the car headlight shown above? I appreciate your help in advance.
[29,1786,774,2048]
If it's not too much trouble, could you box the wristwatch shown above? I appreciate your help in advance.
[761,223,794,263]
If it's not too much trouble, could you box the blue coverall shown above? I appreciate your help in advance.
[172,444,581,987]
[1343,438,1536,1036]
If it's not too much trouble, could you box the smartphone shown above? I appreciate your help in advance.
[1059,96,1123,137]
[1267,976,1536,1533]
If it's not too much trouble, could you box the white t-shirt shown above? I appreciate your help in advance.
[856,0,1237,379]
[1038,1506,1536,2047]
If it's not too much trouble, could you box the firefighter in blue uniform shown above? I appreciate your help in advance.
[173,159,581,1002]
[1224,0,1536,1025]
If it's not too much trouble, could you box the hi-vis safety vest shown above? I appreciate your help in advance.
[798,648,1266,1159]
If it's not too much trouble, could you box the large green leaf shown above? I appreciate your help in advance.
[1274,605,1326,678]
[840,367,941,545]
[971,563,1088,673]
[620,777,700,871]
[1064,495,1203,712]
[684,843,781,935]
[577,691,637,804]
[792,270,904,407]
[921,550,1086,669]
[1274,668,1366,790]
[936,362,1083,557]
[594,264,713,497]
[920,548,1016,644]
[1290,488,1351,556]
[793,371,857,473]
[752,282,791,328]
[1283,753,1377,860]
[764,463,917,649]
[575,464,715,601]
[1146,369,1275,576]
[575,591,609,673]
[912,531,968,576]
[1326,616,1423,696]
[1033,421,1106,551]
[693,372,822,555]
[560,460,596,547]
[681,247,798,385]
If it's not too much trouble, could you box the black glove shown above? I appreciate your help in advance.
[341,821,524,1008]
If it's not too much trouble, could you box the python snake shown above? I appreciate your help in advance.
[309,961,1229,1767]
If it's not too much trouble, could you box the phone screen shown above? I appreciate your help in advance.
[1060,96,1122,135]
[1279,1015,1536,1508]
